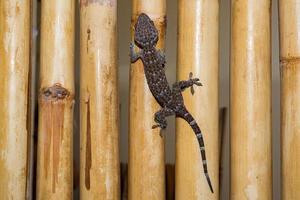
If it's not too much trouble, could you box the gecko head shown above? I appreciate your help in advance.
[134,13,159,48]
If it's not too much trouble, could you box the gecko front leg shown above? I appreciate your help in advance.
[130,42,142,63]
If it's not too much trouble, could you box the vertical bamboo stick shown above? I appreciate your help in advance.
[231,0,272,199]
[80,0,120,199]
[0,1,31,199]
[175,0,219,199]
[279,1,300,199]
[36,1,75,199]
[129,1,166,199]
[26,0,35,199]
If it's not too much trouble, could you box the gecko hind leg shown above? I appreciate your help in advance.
[177,72,203,95]
[152,107,174,129]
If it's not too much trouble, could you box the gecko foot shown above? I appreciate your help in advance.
[189,72,202,95]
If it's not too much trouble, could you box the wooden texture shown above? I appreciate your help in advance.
[176,0,219,199]
[279,1,300,199]
[36,1,75,199]
[0,1,31,199]
[80,0,120,199]
[231,0,272,199]
[26,0,35,198]
[128,0,166,199]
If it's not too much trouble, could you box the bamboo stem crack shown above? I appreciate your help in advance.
[280,56,300,66]
[85,95,92,190]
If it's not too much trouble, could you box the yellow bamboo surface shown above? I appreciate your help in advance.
[0,1,31,199]
[36,1,75,199]
[80,0,120,199]
[231,0,272,199]
[279,1,300,199]
[176,0,219,199]
[128,0,166,199]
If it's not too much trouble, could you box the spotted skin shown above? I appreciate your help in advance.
[130,13,213,193]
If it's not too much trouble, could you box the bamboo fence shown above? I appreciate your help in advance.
[36,1,75,199]
[80,0,120,199]
[128,0,166,199]
[176,0,219,199]
[1,0,296,199]
[0,1,31,199]
[279,0,300,199]
[231,0,272,199]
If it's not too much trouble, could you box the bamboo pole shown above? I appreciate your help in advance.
[80,0,120,199]
[231,0,272,199]
[279,1,300,199]
[36,1,75,199]
[0,1,31,199]
[175,0,219,199]
[128,1,166,199]
[26,0,36,199]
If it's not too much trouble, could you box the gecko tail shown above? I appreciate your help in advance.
[206,172,214,193]
[181,109,214,193]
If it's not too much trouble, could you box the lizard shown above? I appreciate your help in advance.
[130,13,214,193]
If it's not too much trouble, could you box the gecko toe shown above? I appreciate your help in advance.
[152,124,160,129]
[152,123,167,129]
[191,86,195,95]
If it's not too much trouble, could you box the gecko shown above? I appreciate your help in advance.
[130,13,214,193]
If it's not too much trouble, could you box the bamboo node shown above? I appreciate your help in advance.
[40,84,70,101]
